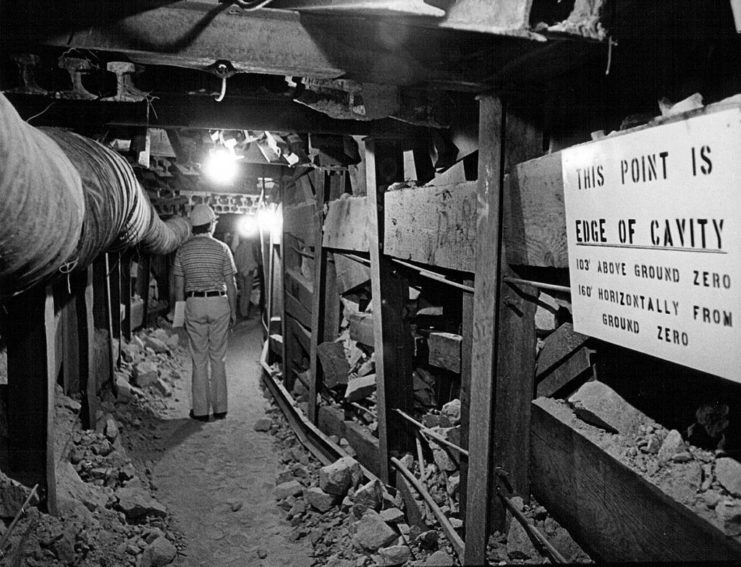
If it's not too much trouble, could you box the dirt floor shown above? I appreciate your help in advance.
[151,317,313,567]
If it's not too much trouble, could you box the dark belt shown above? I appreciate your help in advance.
[187,290,226,298]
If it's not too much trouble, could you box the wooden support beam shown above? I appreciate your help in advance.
[504,151,568,268]
[121,252,132,342]
[489,105,543,529]
[491,276,536,526]
[283,201,318,243]
[463,95,505,566]
[531,397,741,562]
[334,252,371,294]
[323,196,370,252]
[366,138,414,484]
[536,346,593,399]
[309,172,330,423]
[459,279,473,520]
[61,294,80,396]
[5,285,58,514]
[383,181,477,272]
[285,268,314,307]
[74,266,97,429]
[427,332,462,374]
[109,252,122,368]
[140,255,152,328]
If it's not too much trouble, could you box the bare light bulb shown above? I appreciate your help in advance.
[204,148,238,185]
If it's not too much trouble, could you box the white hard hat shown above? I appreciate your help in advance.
[190,204,217,226]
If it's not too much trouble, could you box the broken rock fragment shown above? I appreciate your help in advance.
[353,509,397,551]
[140,535,177,567]
[306,487,336,512]
[320,456,362,496]
[274,480,304,500]
[715,457,741,497]
[377,544,412,566]
[115,486,167,520]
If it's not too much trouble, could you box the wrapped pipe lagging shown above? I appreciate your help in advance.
[0,94,84,298]
[0,92,190,300]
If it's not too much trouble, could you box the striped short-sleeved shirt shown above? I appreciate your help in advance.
[174,234,237,293]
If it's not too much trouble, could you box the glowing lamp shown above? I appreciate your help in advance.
[203,148,239,185]
[236,214,259,238]
[257,205,282,239]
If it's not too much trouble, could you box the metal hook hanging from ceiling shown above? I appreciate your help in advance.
[207,60,236,103]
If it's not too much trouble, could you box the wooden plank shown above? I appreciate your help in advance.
[285,267,314,307]
[285,292,312,330]
[283,201,317,243]
[384,182,477,272]
[323,196,370,252]
[121,252,132,342]
[348,312,374,348]
[459,279,473,520]
[344,420,381,478]
[536,346,593,398]
[75,266,97,429]
[491,275,537,526]
[61,296,80,396]
[464,95,505,566]
[504,151,568,268]
[287,316,311,354]
[5,285,57,514]
[531,397,741,562]
[488,106,544,529]
[334,253,370,294]
[366,138,414,484]
[316,406,380,477]
[536,322,589,377]
[427,332,462,374]
[309,171,330,423]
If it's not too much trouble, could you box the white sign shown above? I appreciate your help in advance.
[563,106,741,383]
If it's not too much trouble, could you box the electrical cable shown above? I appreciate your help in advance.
[221,0,274,10]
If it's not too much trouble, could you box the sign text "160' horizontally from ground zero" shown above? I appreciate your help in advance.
[562,106,741,383]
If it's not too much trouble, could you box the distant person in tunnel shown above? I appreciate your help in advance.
[174,204,237,422]
[234,234,260,320]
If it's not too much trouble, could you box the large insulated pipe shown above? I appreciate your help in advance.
[0,93,190,300]
[0,94,85,298]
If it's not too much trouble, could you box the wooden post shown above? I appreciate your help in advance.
[121,252,132,342]
[141,254,152,328]
[5,285,58,514]
[280,183,292,389]
[464,94,506,565]
[489,105,543,528]
[75,266,97,429]
[459,279,474,521]
[308,171,330,423]
[110,251,122,347]
[61,294,80,396]
[365,138,414,483]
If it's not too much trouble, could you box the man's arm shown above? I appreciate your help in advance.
[226,274,237,326]
[174,274,185,302]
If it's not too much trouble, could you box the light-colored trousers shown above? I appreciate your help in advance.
[185,296,230,416]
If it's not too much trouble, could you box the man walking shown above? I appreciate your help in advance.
[174,204,237,422]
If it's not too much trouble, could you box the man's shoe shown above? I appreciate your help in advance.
[189,410,209,422]
[213,412,227,420]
